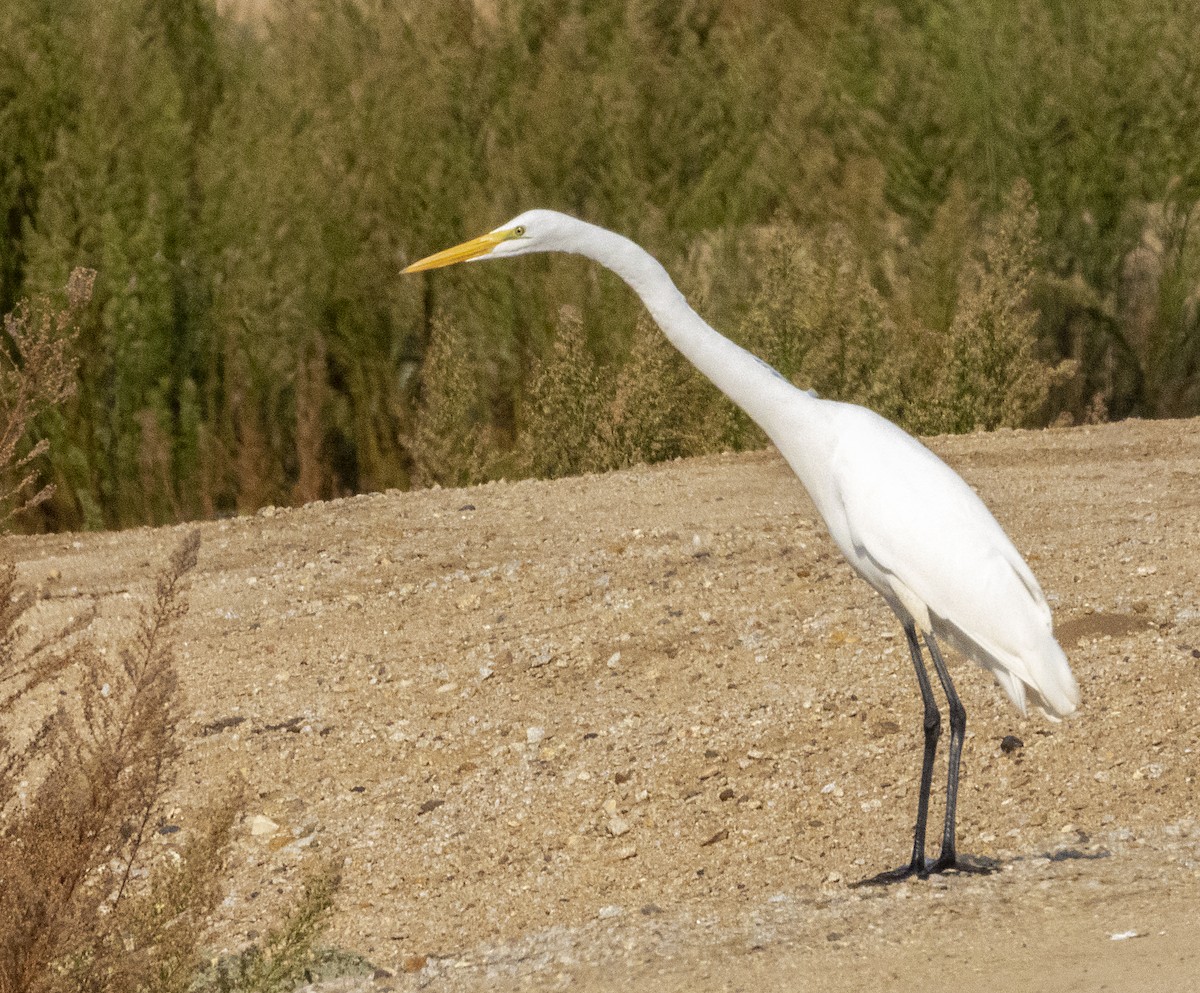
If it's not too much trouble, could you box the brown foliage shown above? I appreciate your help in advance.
[0,530,239,993]
[0,269,94,526]
[517,307,612,480]
[408,316,493,490]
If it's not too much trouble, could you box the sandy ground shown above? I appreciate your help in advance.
[6,417,1199,992]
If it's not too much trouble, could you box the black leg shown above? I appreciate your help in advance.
[922,632,996,877]
[923,632,963,872]
[856,622,940,885]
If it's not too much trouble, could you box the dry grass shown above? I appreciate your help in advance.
[0,531,220,993]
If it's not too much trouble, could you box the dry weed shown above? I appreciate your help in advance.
[0,268,94,526]
[408,315,493,489]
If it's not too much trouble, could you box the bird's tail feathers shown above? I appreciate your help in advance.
[937,618,1080,720]
[1022,638,1082,720]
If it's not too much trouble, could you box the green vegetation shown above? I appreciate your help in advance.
[3,0,1199,528]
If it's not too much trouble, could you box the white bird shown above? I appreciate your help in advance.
[404,209,1080,881]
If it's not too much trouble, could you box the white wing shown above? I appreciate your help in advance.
[812,406,1079,718]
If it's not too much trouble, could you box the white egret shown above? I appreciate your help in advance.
[404,210,1080,881]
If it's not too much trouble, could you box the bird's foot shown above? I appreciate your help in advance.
[851,860,925,887]
[922,851,998,877]
[853,852,998,887]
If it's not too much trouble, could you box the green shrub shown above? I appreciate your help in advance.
[5,0,1200,524]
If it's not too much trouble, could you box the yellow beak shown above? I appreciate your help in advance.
[403,229,511,273]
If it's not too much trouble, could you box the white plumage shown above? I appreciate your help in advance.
[405,209,1080,880]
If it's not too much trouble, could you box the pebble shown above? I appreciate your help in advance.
[597,905,624,919]
[607,816,631,837]
[526,726,546,744]
[1000,735,1024,754]
[247,814,279,836]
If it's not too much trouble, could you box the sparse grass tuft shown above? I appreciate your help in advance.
[196,859,343,993]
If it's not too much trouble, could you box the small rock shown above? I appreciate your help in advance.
[526,726,546,744]
[247,814,279,837]
[418,799,445,815]
[700,828,728,847]
[1000,735,1024,754]
[607,816,631,837]
[401,955,427,973]
[597,905,624,919]
[615,845,637,860]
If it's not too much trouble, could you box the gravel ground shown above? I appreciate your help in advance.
[7,417,1199,992]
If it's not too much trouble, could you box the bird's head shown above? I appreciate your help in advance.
[403,210,575,273]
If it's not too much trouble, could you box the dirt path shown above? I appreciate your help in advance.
[7,417,1199,991]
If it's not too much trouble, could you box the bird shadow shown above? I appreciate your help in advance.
[1027,846,1112,864]
[852,846,1112,888]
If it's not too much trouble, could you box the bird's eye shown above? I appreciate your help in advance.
[514,225,526,237]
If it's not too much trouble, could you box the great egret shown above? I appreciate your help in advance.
[404,210,1080,881]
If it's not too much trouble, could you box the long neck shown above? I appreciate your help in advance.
[569,222,815,439]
